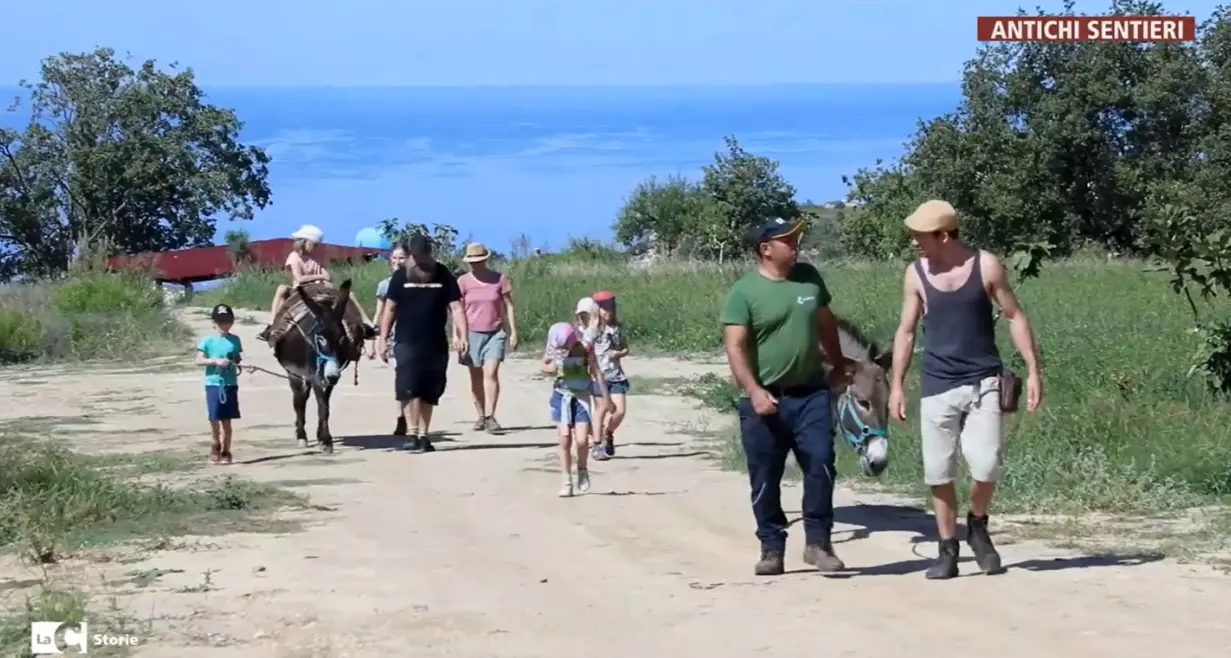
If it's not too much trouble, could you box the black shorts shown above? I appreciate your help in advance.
[394,343,448,405]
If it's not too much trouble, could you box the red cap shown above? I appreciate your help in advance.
[592,290,615,303]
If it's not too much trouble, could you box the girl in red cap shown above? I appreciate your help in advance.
[589,290,629,460]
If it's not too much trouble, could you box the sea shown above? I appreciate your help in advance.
[1,84,962,252]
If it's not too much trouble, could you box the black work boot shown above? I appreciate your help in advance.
[802,540,846,572]
[256,325,272,342]
[925,538,960,580]
[393,416,407,436]
[419,434,436,453]
[754,549,785,576]
[966,512,1004,574]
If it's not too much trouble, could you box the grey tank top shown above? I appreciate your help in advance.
[915,256,1002,397]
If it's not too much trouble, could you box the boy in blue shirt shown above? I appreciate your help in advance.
[196,304,243,464]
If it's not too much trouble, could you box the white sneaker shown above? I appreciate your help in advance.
[576,469,591,494]
[558,479,574,497]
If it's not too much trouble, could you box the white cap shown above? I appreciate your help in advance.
[575,297,598,316]
[291,224,324,243]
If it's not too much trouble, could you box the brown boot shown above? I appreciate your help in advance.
[754,549,785,576]
[802,541,845,572]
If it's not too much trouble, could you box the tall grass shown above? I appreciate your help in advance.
[204,255,1231,516]
[0,271,188,364]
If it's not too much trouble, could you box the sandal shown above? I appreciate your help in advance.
[485,417,502,434]
[472,417,487,431]
[220,451,233,465]
[209,446,222,464]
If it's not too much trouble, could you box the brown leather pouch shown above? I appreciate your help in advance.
[999,369,1022,413]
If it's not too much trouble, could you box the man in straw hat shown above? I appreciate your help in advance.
[720,216,852,576]
[889,200,1043,579]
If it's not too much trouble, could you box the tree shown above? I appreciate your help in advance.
[701,136,800,261]
[612,175,720,256]
[612,136,800,262]
[841,1,1231,389]
[378,218,461,259]
[840,0,1203,270]
[224,228,254,268]
[0,47,271,279]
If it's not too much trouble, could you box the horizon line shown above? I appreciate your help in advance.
[0,81,962,92]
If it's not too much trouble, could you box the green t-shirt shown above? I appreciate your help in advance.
[720,262,833,390]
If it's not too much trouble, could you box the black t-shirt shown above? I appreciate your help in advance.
[386,262,460,351]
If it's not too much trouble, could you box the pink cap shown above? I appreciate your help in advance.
[546,322,578,349]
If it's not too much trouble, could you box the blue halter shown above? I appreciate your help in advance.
[302,324,341,385]
[836,392,889,476]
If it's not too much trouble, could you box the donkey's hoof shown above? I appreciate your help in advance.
[296,438,309,449]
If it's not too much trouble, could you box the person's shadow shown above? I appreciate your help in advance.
[789,503,1164,577]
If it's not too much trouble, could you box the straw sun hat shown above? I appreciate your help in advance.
[462,242,491,263]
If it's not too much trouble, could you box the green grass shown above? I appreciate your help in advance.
[203,255,1231,518]
[0,271,189,364]
[0,434,306,656]
[0,437,306,562]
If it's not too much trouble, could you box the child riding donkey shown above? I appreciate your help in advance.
[256,224,378,347]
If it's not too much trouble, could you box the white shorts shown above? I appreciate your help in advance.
[920,375,1005,485]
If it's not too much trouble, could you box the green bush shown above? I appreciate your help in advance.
[0,272,188,364]
[0,308,45,362]
[51,272,163,315]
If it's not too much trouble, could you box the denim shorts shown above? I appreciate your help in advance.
[466,329,507,366]
[592,378,630,396]
[550,390,592,426]
[205,385,240,421]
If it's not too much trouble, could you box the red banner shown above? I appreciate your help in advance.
[976,15,1196,42]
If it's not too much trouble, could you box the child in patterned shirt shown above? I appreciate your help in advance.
[542,322,608,497]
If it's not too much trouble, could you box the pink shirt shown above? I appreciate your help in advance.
[285,251,324,278]
[458,271,510,333]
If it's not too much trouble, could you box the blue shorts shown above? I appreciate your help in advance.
[550,390,592,426]
[467,330,507,366]
[205,385,241,422]
[593,378,630,396]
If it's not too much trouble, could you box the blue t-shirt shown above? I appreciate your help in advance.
[197,333,243,387]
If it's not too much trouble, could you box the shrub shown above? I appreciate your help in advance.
[0,308,45,362]
[51,272,163,315]
[0,272,188,364]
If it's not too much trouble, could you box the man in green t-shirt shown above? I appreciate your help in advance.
[720,217,851,576]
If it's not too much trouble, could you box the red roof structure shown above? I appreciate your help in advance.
[106,239,385,284]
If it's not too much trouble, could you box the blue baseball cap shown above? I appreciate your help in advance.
[752,216,805,245]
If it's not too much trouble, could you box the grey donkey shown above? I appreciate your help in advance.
[826,316,893,476]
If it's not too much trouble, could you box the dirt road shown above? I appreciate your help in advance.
[2,309,1229,657]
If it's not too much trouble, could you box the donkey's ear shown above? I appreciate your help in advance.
[334,279,353,311]
[873,343,893,373]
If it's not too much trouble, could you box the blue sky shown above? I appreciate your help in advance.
[1,0,1218,86]
[0,1,1221,254]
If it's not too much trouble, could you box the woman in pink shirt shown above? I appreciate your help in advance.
[457,242,519,433]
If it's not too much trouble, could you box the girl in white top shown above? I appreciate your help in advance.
[256,225,377,343]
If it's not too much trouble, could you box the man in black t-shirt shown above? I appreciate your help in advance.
[377,234,469,452]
